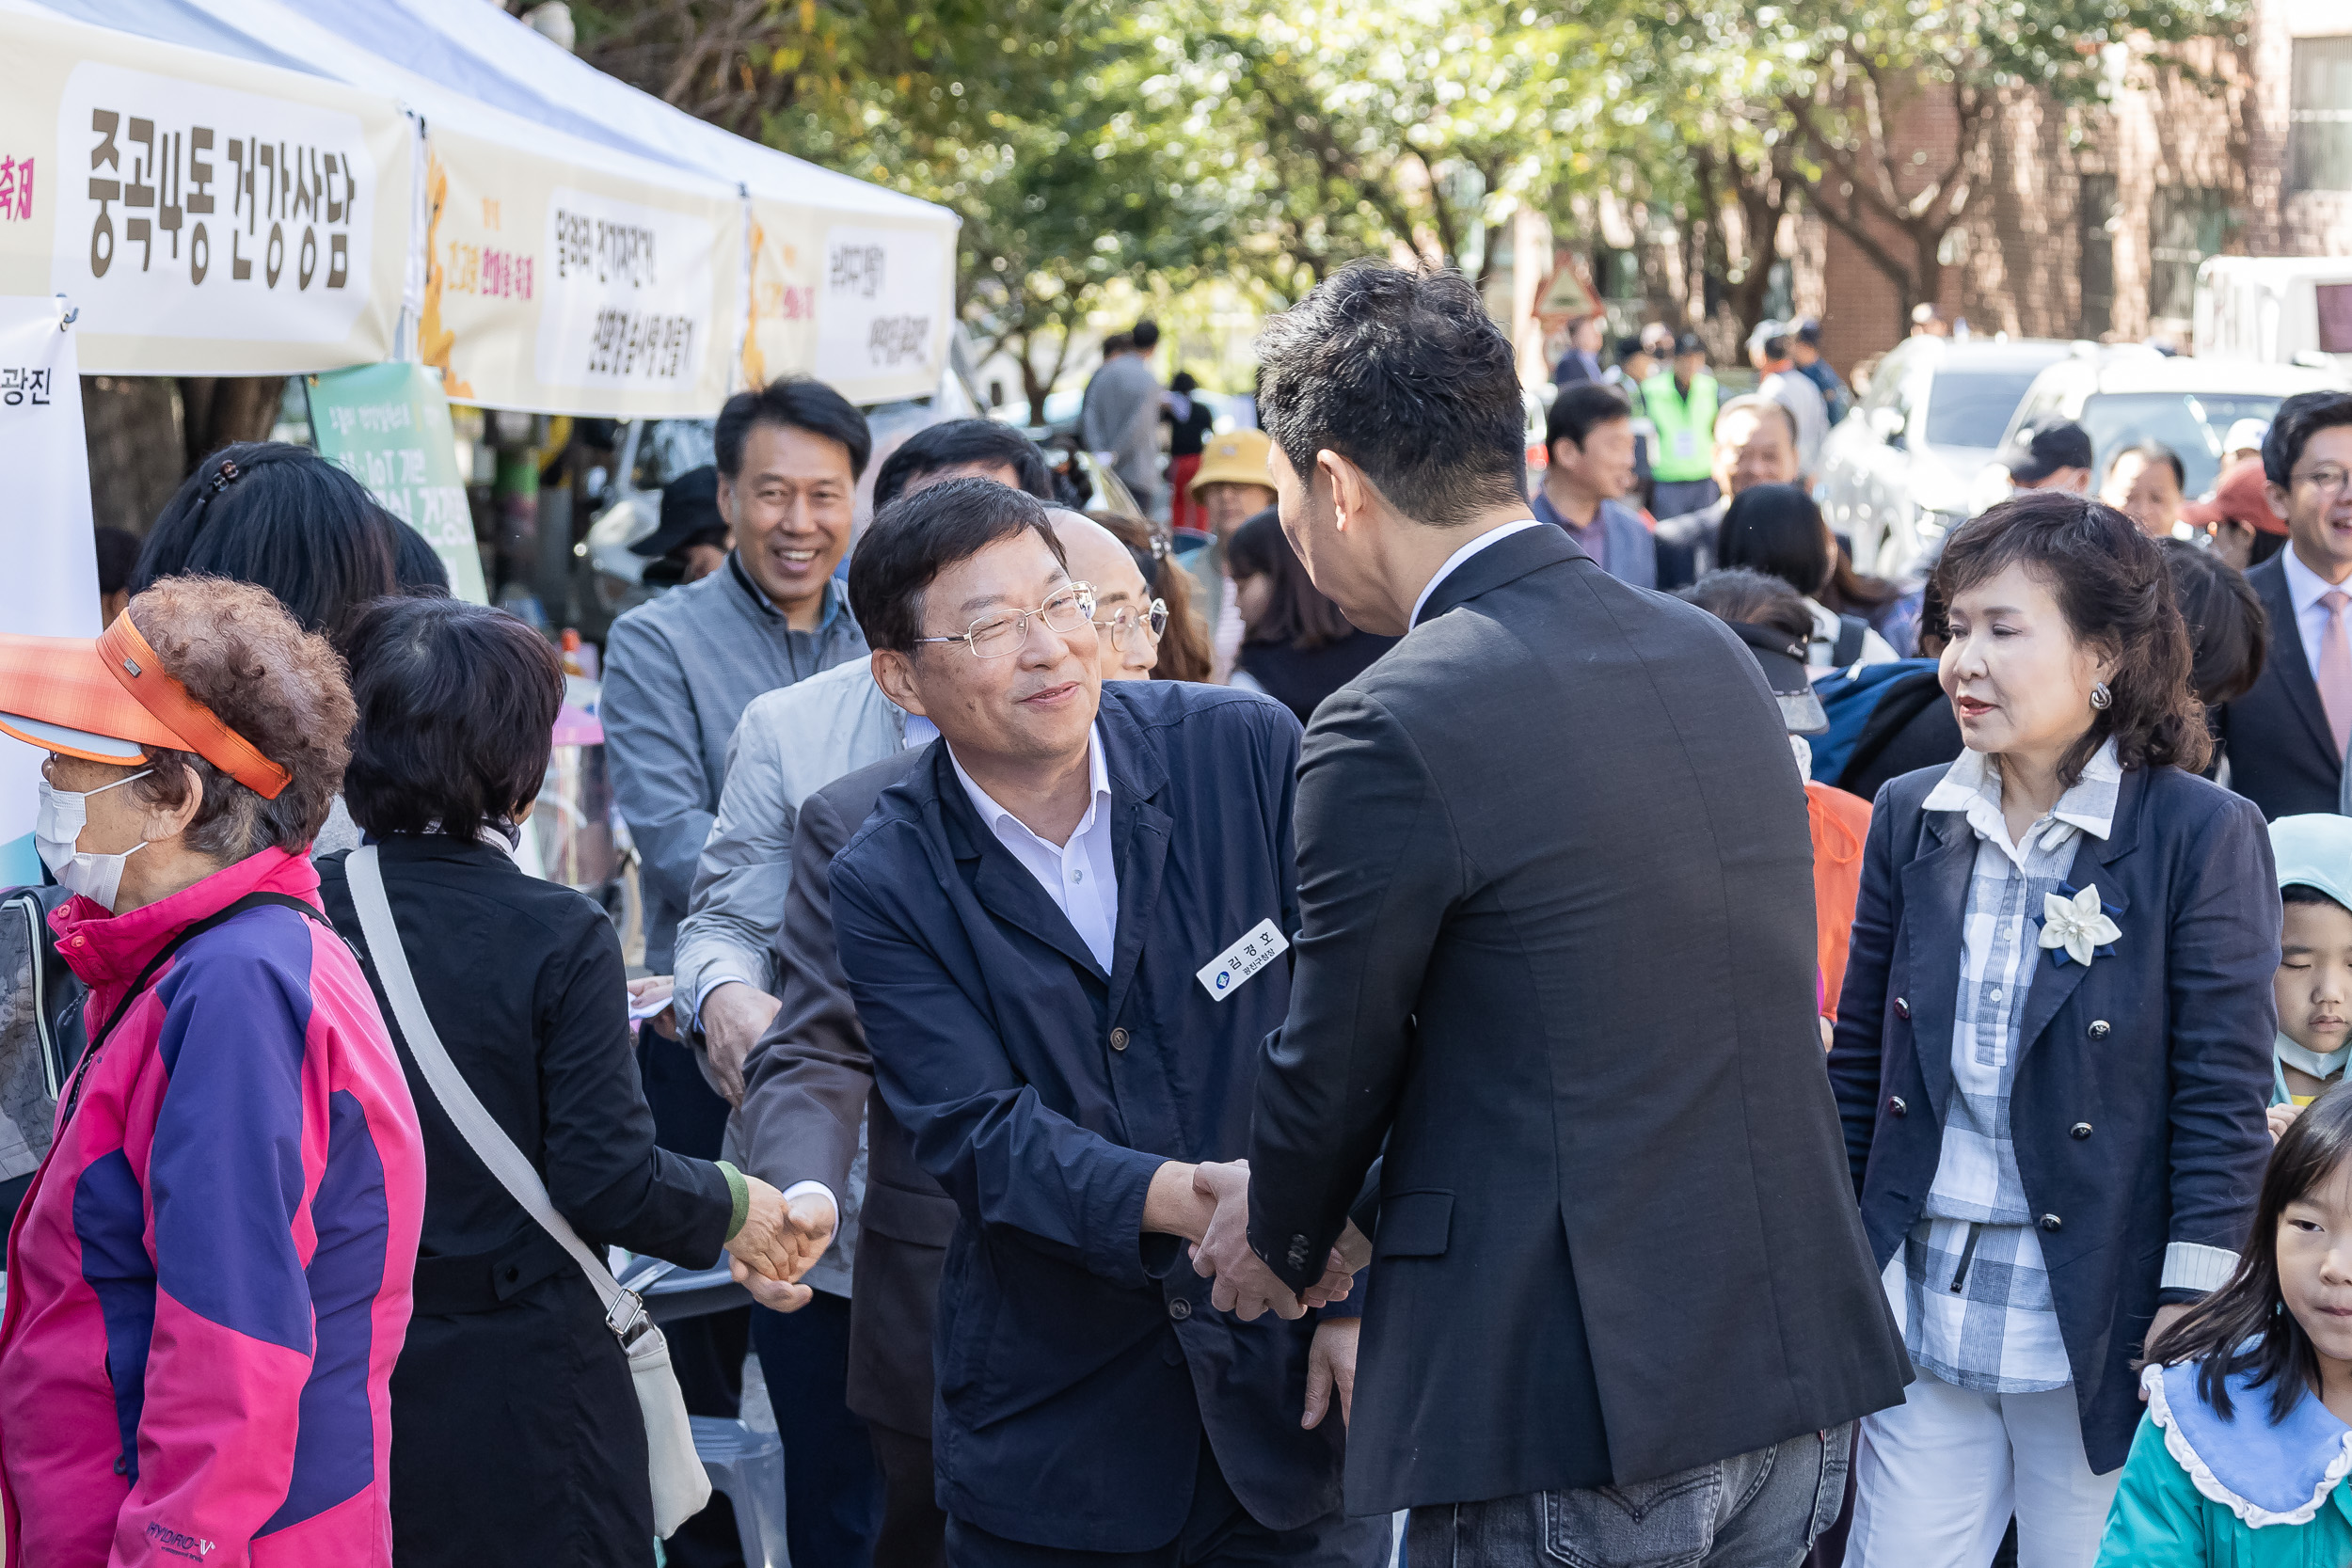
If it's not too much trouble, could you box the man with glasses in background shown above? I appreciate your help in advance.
[758,475,1383,1568]
[2218,390,2352,818]
[682,495,1173,1568]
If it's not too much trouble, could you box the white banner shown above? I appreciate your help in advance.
[815,224,945,392]
[534,184,715,393]
[0,296,98,884]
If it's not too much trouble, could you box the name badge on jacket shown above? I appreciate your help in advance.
[1197,918,1289,1001]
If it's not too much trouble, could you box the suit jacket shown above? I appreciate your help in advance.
[2216,553,2341,819]
[738,747,944,1438]
[1244,525,1908,1512]
[1828,764,2278,1471]
[830,682,1350,1552]
[1653,496,1728,592]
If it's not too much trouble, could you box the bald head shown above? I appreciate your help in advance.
[1046,509,1155,681]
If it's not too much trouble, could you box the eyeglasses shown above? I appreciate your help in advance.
[1097,599,1169,651]
[2293,466,2352,498]
[913,582,1097,659]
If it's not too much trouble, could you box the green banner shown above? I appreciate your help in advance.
[305,362,488,605]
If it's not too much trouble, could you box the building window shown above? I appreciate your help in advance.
[2149,186,2228,323]
[2293,36,2352,194]
[2078,175,2118,340]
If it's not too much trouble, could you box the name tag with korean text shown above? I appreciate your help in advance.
[1197,918,1289,1001]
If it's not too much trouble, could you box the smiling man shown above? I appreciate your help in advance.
[819,476,1384,1568]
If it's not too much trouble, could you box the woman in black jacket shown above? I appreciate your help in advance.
[1830,494,2276,1565]
[317,596,803,1568]
[1225,509,1395,721]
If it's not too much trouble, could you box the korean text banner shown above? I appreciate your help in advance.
[743,202,951,405]
[421,123,741,418]
[0,8,410,376]
[307,361,488,606]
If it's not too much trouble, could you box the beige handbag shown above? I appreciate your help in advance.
[347,846,711,1536]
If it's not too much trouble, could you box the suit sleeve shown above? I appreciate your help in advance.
[1245,687,1462,1294]
[2159,796,2280,1287]
[832,847,1168,1289]
[740,788,867,1196]
[127,944,325,1565]
[673,711,796,1029]
[602,612,713,928]
[1828,785,1901,1196]
[537,909,733,1266]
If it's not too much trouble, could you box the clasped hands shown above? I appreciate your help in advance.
[723,1180,840,1313]
[1182,1160,1370,1323]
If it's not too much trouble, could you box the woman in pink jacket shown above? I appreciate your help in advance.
[0,577,425,1568]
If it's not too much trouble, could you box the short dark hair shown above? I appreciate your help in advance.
[2264,390,2352,488]
[1612,335,1645,362]
[2284,883,2350,914]
[714,375,872,482]
[848,476,1069,654]
[1227,508,1358,650]
[1717,483,1833,598]
[1932,491,2212,784]
[1760,333,1793,360]
[1680,567,1814,648]
[2160,538,2267,707]
[1546,383,1633,453]
[134,442,399,652]
[1256,262,1525,529]
[1132,320,1160,351]
[340,596,564,843]
[389,520,452,595]
[872,420,1056,511]
[2106,439,2185,491]
[93,526,141,596]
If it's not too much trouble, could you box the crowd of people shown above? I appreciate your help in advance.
[3,260,2352,1568]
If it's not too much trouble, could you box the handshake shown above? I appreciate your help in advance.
[723,1179,840,1312]
[1183,1160,1371,1323]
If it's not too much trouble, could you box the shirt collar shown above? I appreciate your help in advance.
[2283,543,2352,618]
[1922,736,2123,858]
[946,723,1110,851]
[1409,518,1545,627]
[726,550,843,631]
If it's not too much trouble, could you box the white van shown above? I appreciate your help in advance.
[2192,256,2352,370]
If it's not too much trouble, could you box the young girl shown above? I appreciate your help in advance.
[2095,1088,2352,1563]
[2270,816,2352,1141]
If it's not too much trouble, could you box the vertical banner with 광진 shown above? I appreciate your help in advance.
[306,361,488,605]
[0,295,97,885]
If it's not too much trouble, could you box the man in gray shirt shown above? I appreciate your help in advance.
[1080,319,1165,515]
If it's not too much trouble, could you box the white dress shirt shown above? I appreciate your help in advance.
[946,723,1120,973]
[2282,543,2352,686]
[1407,518,1545,627]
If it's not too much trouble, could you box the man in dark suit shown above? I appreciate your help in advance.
[818,477,1385,1568]
[1191,264,1909,1567]
[2216,390,2352,818]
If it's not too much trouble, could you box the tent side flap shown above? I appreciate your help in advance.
[0,7,411,376]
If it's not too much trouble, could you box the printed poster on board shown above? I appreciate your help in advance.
[742,202,952,404]
[306,361,489,606]
[0,8,410,375]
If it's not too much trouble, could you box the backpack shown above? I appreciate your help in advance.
[1807,658,1942,786]
[0,883,86,1230]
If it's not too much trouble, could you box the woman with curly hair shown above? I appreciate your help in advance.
[1831,492,2280,1565]
[0,578,426,1567]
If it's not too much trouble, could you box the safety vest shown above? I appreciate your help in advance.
[1643,372,1719,483]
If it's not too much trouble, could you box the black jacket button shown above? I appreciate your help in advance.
[1168,1297,1192,1321]
[2039,1213,2063,1232]
[2070,1122,2092,1139]
[2089,1021,2110,1038]
[1895,997,1912,1020]
[1109,1027,1130,1052]
[1889,1096,1908,1117]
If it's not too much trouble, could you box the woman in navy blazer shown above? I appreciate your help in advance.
[1829,493,2278,1567]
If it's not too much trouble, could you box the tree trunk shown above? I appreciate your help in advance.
[177,375,284,468]
[81,376,187,536]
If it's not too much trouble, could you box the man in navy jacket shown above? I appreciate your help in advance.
[823,477,1383,1568]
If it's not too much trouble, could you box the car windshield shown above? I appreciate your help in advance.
[1922,370,2045,450]
[2076,391,2282,498]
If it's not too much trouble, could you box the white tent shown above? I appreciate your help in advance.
[0,0,958,411]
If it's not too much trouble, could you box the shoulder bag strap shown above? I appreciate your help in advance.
[345,846,645,1337]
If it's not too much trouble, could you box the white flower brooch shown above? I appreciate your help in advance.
[2036,882,2122,969]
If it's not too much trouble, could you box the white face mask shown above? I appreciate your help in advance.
[36,769,154,911]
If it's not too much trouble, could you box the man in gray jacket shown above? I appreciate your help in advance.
[1080,320,1166,515]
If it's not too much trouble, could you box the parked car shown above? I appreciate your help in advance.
[1993,351,2349,515]
[2193,255,2352,372]
[1820,337,2074,580]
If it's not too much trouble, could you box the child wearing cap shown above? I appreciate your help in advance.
[2267,815,2352,1139]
